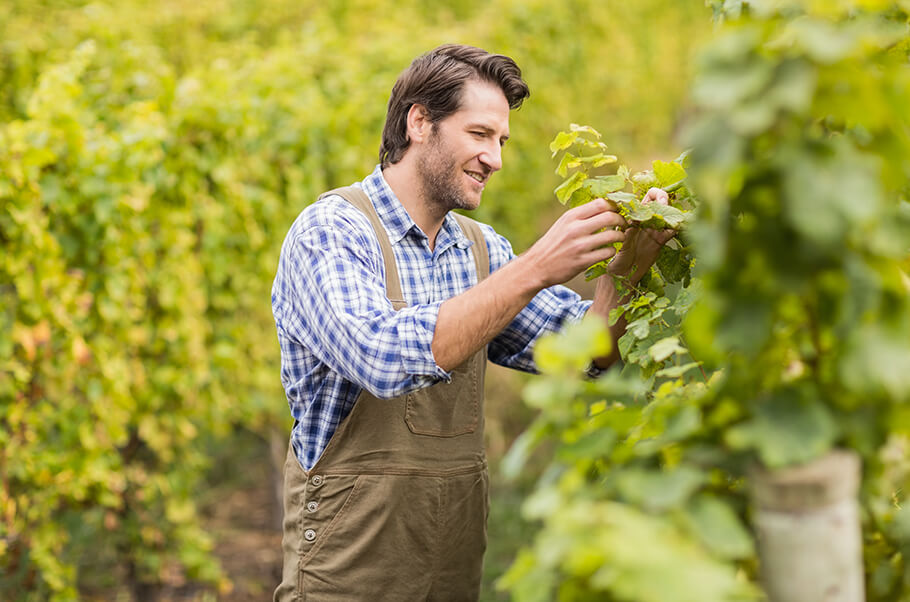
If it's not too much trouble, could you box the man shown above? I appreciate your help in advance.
[271,44,671,601]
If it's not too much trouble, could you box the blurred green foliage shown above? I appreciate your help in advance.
[0,0,710,598]
[501,1,910,600]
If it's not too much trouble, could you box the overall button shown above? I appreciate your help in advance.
[310,475,323,487]
[304,529,317,542]
[306,501,318,513]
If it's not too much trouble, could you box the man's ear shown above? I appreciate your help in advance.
[406,104,432,144]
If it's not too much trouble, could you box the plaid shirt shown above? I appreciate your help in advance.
[272,165,591,470]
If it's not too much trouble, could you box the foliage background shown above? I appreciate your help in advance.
[0,0,711,599]
[500,2,910,601]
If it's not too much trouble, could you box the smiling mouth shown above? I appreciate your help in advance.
[465,170,487,185]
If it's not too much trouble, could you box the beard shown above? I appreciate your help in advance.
[415,128,476,214]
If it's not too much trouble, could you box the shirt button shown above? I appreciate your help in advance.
[310,475,323,487]
[304,529,317,542]
[306,501,318,513]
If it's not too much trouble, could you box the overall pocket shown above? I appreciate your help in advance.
[405,351,482,437]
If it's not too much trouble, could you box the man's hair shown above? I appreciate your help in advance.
[379,44,530,168]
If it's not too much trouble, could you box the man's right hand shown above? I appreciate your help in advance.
[432,198,625,372]
[521,198,628,288]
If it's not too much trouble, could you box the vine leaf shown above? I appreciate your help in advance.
[614,466,706,512]
[555,171,587,204]
[653,159,687,188]
[725,390,838,468]
[649,336,686,362]
[587,175,626,197]
[683,494,754,560]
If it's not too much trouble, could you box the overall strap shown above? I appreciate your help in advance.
[319,187,491,298]
[451,213,490,281]
[319,186,405,303]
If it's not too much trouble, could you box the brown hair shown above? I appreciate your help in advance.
[379,44,530,168]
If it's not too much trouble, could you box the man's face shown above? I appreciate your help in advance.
[415,79,511,212]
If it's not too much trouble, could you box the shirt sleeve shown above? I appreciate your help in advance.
[272,198,450,400]
[480,224,593,373]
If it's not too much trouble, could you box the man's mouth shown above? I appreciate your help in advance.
[465,170,487,184]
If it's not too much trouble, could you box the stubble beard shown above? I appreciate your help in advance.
[416,131,477,215]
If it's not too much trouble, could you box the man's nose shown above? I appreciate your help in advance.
[479,142,502,172]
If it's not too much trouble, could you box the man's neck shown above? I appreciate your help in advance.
[381,161,447,251]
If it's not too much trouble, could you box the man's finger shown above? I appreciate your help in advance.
[569,198,609,219]
[643,187,669,206]
[588,228,625,250]
[583,209,626,232]
[582,246,618,267]
[572,197,619,219]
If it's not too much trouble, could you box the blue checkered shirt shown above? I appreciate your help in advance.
[272,165,592,470]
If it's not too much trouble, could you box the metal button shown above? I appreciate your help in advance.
[304,529,317,542]
[306,501,318,513]
[311,475,323,487]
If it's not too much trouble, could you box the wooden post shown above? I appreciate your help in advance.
[750,450,864,602]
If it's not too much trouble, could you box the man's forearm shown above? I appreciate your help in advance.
[588,273,633,369]
[431,255,543,372]
[431,198,629,372]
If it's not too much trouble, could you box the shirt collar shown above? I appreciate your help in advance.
[360,165,473,251]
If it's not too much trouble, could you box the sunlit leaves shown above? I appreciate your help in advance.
[685,3,910,596]
[500,498,758,602]
[554,171,587,204]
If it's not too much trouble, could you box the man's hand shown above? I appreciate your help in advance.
[433,198,626,372]
[522,198,627,288]
[588,187,676,370]
[607,187,675,284]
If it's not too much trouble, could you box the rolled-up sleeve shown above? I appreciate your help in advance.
[272,202,450,400]
[480,225,592,373]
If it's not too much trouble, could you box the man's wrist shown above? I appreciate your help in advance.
[511,252,550,293]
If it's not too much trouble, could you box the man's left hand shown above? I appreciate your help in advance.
[606,187,676,284]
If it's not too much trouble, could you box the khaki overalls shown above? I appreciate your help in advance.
[274,187,491,601]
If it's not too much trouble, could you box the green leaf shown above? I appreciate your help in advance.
[586,175,626,196]
[617,331,636,360]
[614,466,706,512]
[656,245,691,284]
[570,123,602,137]
[557,427,617,463]
[656,362,702,379]
[608,306,626,327]
[725,389,838,468]
[683,495,754,560]
[652,160,687,188]
[568,186,594,209]
[502,421,550,480]
[577,153,618,167]
[584,262,608,280]
[648,204,689,229]
[663,405,702,441]
[627,317,651,340]
[673,149,692,168]
[604,190,637,202]
[534,314,611,374]
[649,336,686,362]
[549,130,578,156]
[556,152,577,177]
[840,323,910,402]
[554,171,587,204]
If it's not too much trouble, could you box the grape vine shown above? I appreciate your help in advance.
[500,2,910,600]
